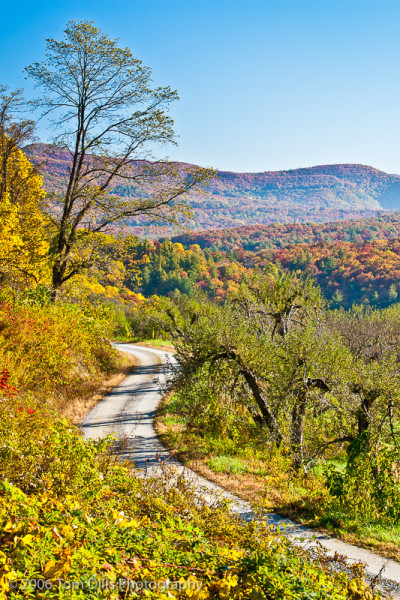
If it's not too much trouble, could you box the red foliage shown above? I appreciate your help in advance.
[0,369,17,397]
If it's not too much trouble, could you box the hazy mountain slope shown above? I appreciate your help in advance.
[170,212,400,251]
[25,143,400,233]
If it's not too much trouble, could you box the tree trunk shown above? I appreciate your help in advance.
[357,391,378,435]
[290,393,307,471]
[240,368,284,446]
[51,260,64,302]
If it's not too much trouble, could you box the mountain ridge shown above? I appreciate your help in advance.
[25,143,400,234]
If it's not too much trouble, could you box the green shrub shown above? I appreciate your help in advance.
[326,433,400,523]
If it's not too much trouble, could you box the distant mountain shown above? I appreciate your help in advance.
[170,212,400,251]
[25,144,400,234]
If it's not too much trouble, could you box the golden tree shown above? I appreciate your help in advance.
[0,89,49,288]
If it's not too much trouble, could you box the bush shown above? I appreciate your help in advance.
[326,434,400,523]
[0,297,119,411]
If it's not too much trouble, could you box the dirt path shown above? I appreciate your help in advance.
[82,343,400,598]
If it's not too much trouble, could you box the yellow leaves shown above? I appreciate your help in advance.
[112,510,139,528]
[217,547,244,561]
[347,579,374,600]
[0,551,16,596]
[180,575,209,599]
[212,573,239,599]
[43,547,73,580]
[0,143,50,288]
[173,242,186,255]
[20,534,34,547]
[64,495,81,511]
[0,570,16,596]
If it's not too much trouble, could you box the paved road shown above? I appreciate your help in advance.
[82,344,400,598]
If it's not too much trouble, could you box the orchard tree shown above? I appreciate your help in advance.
[26,20,214,298]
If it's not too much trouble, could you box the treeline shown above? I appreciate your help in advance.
[170,212,400,251]
[252,238,400,308]
[86,234,400,310]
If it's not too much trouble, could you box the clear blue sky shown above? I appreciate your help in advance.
[2,0,400,173]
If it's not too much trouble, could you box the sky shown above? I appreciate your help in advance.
[1,0,400,173]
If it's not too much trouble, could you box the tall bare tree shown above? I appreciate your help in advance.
[26,20,214,297]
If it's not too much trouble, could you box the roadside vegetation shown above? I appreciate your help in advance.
[1,374,377,600]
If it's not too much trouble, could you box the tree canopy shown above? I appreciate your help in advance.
[0,88,49,288]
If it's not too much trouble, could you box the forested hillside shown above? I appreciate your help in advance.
[88,234,400,310]
[171,212,400,251]
[25,143,400,233]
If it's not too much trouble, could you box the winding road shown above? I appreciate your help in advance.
[82,344,400,598]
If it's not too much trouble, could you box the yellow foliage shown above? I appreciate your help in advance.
[0,143,49,288]
[173,242,186,254]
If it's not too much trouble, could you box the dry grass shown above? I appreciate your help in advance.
[63,350,136,425]
[155,396,273,508]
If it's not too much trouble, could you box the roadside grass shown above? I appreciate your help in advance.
[117,338,176,352]
[156,394,400,562]
[208,455,249,474]
[136,338,175,352]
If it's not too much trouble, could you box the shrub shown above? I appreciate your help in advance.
[0,298,118,411]
[326,434,400,523]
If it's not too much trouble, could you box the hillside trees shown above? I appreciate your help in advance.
[0,88,49,288]
[26,20,213,298]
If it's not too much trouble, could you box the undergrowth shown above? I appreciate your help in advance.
[0,298,119,412]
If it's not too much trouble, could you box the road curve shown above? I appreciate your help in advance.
[83,345,172,468]
[82,344,400,597]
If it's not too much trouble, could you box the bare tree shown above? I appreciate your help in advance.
[26,20,214,297]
